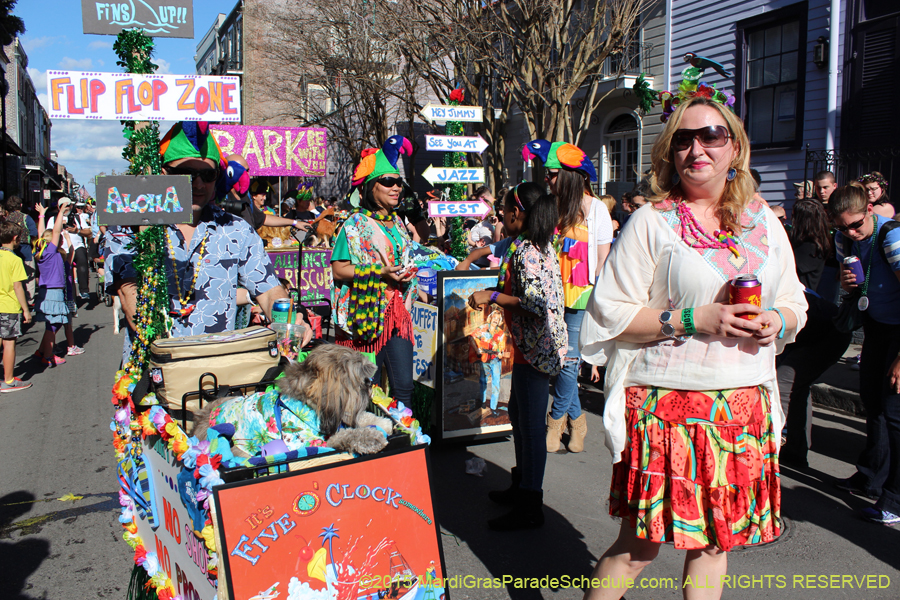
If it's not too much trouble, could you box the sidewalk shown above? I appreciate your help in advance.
[810,343,865,415]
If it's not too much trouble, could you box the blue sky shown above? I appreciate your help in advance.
[16,0,233,197]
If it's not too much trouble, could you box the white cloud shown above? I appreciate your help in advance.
[27,68,47,90]
[20,36,61,51]
[49,120,131,194]
[58,57,95,70]
[88,40,111,50]
[155,58,172,74]
[57,145,126,162]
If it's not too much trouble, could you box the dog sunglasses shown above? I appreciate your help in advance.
[165,166,220,183]
[671,126,732,151]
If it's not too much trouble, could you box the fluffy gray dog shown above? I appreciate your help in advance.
[193,344,393,456]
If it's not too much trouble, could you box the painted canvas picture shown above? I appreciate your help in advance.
[438,271,513,440]
[215,447,447,600]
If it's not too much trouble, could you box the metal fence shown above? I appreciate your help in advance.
[804,146,900,195]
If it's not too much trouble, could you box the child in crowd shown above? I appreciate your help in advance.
[468,182,567,531]
[33,201,82,367]
[0,220,32,391]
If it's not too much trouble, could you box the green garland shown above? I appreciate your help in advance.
[443,93,469,261]
[123,226,171,375]
[122,122,163,176]
[113,29,170,372]
[114,30,162,177]
[113,29,158,74]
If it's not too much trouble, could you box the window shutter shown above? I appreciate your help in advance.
[845,16,900,149]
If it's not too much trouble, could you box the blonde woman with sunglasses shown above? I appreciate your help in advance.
[580,94,807,600]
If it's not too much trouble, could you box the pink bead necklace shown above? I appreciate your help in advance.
[676,201,740,258]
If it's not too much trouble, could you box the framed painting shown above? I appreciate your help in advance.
[437,270,513,442]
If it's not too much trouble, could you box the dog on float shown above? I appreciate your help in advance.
[193,344,393,456]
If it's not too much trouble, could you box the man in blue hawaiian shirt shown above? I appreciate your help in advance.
[108,122,310,344]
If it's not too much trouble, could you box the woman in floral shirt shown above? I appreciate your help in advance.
[469,182,567,531]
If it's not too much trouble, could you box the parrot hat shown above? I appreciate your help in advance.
[351,135,413,187]
[633,52,735,122]
[522,140,597,182]
[159,121,224,166]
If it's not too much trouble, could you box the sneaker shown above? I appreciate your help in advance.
[834,474,878,499]
[862,507,900,525]
[79,293,90,300]
[851,354,861,371]
[66,346,85,356]
[51,355,66,365]
[0,378,32,392]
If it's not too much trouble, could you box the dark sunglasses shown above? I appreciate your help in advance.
[671,126,732,151]
[165,166,219,183]
[544,171,559,181]
[834,216,867,233]
[376,176,404,188]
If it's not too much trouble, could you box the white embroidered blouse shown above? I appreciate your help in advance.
[580,200,808,463]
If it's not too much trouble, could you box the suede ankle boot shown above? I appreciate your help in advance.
[488,489,545,531]
[567,414,587,453]
[546,414,567,453]
[488,467,521,505]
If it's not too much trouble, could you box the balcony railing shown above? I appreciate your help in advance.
[598,41,651,79]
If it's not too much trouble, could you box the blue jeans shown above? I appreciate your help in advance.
[550,309,583,420]
[857,315,900,514]
[375,329,414,407]
[479,359,502,410]
[508,363,550,491]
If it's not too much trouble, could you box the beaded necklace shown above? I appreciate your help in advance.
[357,208,395,222]
[676,201,740,258]
[165,229,209,319]
[496,232,529,289]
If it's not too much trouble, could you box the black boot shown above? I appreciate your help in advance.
[488,489,544,531]
[487,467,521,505]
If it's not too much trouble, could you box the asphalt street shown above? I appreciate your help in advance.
[0,282,898,600]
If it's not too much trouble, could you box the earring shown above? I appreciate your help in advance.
[727,168,737,181]
[672,172,680,186]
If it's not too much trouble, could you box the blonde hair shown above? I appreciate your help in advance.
[599,194,616,215]
[648,96,755,233]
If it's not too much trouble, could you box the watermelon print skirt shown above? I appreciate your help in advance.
[609,385,781,552]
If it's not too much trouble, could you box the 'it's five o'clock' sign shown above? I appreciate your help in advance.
[47,71,241,122]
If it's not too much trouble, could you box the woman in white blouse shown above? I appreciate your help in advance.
[580,96,807,600]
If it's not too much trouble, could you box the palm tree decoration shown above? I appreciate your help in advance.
[319,523,340,579]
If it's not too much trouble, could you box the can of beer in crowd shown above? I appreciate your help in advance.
[843,256,865,285]
[271,298,292,324]
[728,275,762,319]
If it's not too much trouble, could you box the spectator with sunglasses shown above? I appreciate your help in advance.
[236,178,312,236]
[331,136,416,407]
[108,122,310,345]
[830,185,900,526]
[581,94,806,598]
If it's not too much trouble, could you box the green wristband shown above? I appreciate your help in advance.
[681,308,696,336]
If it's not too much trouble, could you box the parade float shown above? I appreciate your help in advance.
[79,27,514,599]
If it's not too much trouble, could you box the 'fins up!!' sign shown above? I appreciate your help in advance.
[96,175,194,226]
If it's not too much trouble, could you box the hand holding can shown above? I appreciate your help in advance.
[843,256,865,285]
[728,275,762,319]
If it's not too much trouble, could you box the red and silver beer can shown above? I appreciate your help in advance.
[843,256,865,284]
[728,274,762,319]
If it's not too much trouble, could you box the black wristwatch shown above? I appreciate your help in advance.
[659,310,688,343]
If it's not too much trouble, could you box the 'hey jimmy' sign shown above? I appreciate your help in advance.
[96,175,193,226]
